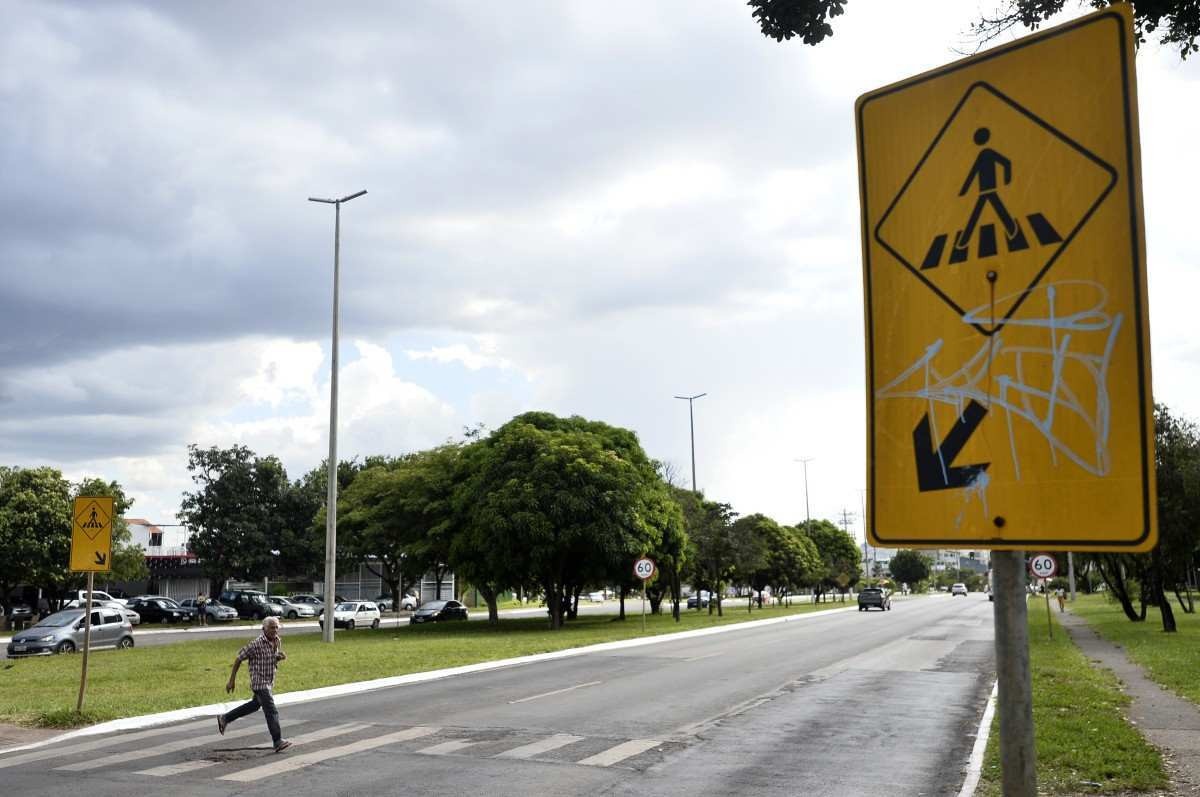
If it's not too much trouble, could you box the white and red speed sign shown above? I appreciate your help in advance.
[1029,553,1057,580]
[633,557,656,581]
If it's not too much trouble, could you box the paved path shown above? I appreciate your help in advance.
[1060,611,1200,795]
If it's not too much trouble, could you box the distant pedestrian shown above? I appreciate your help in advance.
[217,616,291,753]
[197,592,208,626]
[1056,588,1066,612]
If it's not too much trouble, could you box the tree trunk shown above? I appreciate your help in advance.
[716,582,723,617]
[619,585,627,620]
[477,585,499,624]
[1096,556,1142,622]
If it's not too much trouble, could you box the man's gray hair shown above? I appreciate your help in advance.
[262,616,281,630]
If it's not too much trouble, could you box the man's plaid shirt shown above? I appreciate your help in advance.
[236,634,281,690]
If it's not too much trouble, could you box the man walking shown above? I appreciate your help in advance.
[217,616,291,752]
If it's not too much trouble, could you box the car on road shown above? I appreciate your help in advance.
[289,593,346,617]
[126,596,194,624]
[180,598,238,622]
[6,607,134,657]
[3,603,34,627]
[220,589,284,621]
[686,591,712,609]
[319,601,381,630]
[951,583,969,596]
[268,596,316,619]
[857,587,892,612]
[409,599,469,624]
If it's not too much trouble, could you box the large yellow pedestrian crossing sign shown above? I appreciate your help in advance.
[70,496,114,572]
[856,5,1155,552]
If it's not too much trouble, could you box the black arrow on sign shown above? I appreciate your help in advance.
[94,551,107,566]
[913,399,990,491]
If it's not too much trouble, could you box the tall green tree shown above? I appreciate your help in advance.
[178,444,293,593]
[0,466,71,615]
[458,412,660,629]
[748,0,1200,59]
[802,519,861,602]
[677,489,738,617]
[889,549,932,589]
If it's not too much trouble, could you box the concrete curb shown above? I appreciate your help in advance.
[0,602,860,755]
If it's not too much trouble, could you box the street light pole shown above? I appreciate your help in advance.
[795,457,814,530]
[308,189,367,643]
[674,393,707,492]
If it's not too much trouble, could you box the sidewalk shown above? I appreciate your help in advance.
[1060,610,1200,795]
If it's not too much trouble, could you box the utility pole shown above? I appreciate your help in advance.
[308,189,367,643]
[674,393,707,493]
[795,457,814,530]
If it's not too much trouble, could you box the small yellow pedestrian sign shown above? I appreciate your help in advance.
[856,6,1155,552]
[71,497,114,572]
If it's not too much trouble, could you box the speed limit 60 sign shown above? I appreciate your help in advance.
[1029,553,1057,580]
[634,557,656,581]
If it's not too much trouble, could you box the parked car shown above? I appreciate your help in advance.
[857,587,892,612]
[6,608,134,656]
[319,601,381,630]
[66,599,140,626]
[219,589,284,621]
[268,596,316,620]
[4,603,34,627]
[686,591,712,609]
[951,583,969,597]
[409,599,469,624]
[126,596,194,624]
[374,593,418,612]
[68,589,127,606]
[179,598,238,622]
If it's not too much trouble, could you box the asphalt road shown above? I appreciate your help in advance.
[0,594,995,796]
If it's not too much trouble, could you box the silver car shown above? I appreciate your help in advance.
[6,608,134,656]
[267,596,316,619]
[66,598,141,626]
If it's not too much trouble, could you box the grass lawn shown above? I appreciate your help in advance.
[976,602,1168,795]
[1071,592,1200,708]
[0,599,853,729]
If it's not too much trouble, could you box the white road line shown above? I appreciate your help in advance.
[682,652,720,662]
[508,681,602,704]
[133,759,222,777]
[416,739,478,756]
[577,739,661,767]
[218,726,438,783]
[56,721,290,771]
[957,681,999,797]
[133,722,370,778]
[0,719,212,770]
[495,733,584,759]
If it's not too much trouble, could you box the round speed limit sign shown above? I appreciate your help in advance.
[1029,553,1057,580]
[633,557,656,581]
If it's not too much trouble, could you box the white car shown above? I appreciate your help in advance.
[67,599,140,626]
[319,601,381,630]
[951,583,969,596]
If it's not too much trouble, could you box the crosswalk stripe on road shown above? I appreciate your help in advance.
[55,722,295,771]
[416,739,479,756]
[217,725,439,783]
[494,732,584,759]
[0,718,212,771]
[132,722,370,777]
[577,738,662,767]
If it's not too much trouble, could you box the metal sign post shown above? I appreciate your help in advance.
[634,557,656,633]
[993,551,1036,794]
[76,573,94,713]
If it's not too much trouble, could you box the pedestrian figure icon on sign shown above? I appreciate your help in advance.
[923,126,1064,270]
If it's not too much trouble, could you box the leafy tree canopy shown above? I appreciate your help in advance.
[888,549,932,587]
[748,1,1199,58]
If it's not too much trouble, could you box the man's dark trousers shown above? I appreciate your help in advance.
[223,688,281,745]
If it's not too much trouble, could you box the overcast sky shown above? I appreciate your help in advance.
[2,1,1197,544]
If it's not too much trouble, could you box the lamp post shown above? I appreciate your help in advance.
[308,189,367,643]
[795,457,814,530]
[674,393,706,492]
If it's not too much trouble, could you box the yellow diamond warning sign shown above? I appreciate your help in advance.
[856,5,1155,552]
[71,496,113,572]
[875,83,1117,334]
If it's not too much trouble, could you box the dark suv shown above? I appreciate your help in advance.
[857,587,892,612]
[219,590,283,620]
